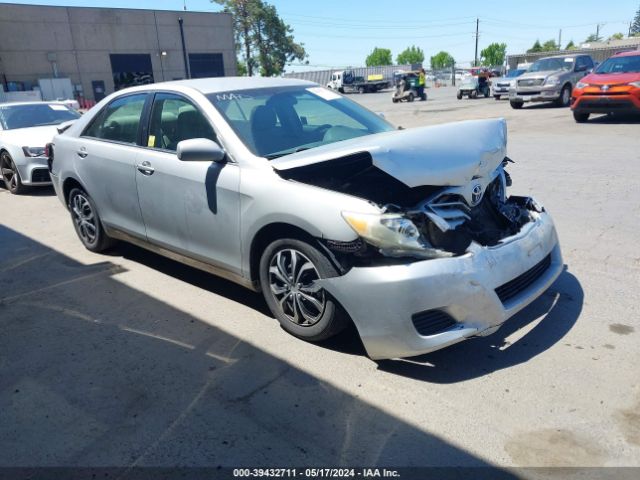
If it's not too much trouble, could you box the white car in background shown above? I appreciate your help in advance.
[0,101,80,194]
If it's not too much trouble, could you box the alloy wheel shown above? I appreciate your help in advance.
[71,193,97,245]
[268,249,326,326]
[1,154,18,192]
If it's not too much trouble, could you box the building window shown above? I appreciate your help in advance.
[109,54,154,91]
[189,53,225,78]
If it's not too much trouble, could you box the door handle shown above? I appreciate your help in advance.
[77,148,88,158]
[136,161,155,175]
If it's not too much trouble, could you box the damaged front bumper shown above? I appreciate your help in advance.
[319,207,563,360]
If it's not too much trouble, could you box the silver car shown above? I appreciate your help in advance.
[0,102,80,194]
[509,54,594,109]
[49,78,563,360]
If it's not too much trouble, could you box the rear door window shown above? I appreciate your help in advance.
[83,94,148,144]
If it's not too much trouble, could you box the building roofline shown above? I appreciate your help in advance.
[0,2,230,16]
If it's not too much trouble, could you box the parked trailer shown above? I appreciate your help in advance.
[284,64,417,93]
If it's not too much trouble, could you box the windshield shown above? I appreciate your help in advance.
[207,87,394,159]
[506,69,526,78]
[529,58,574,72]
[0,103,80,130]
[595,55,640,74]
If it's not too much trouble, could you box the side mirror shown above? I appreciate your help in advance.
[177,138,226,162]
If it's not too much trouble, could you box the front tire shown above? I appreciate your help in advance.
[259,238,346,342]
[494,95,501,100]
[510,100,523,109]
[68,187,114,252]
[573,111,590,123]
[1,152,25,194]
[456,91,463,99]
[556,84,571,107]
[407,92,414,102]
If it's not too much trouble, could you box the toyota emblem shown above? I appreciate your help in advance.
[601,85,610,91]
[471,184,483,206]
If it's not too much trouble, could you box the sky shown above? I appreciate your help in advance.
[2,0,639,69]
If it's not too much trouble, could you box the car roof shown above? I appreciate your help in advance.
[0,101,63,107]
[612,50,640,58]
[150,76,317,95]
[539,54,583,60]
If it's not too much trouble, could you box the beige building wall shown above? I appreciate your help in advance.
[0,3,237,100]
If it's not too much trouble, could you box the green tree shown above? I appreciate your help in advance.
[632,4,640,35]
[541,39,559,51]
[584,32,602,43]
[480,42,507,66]
[366,47,393,66]
[527,40,543,53]
[430,51,455,69]
[609,32,625,40]
[213,0,306,76]
[396,45,425,65]
[565,40,576,50]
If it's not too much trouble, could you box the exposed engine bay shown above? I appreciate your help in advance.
[276,151,543,261]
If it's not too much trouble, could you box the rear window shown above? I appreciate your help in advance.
[0,103,79,130]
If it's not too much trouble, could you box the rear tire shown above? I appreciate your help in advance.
[573,111,590,123]
[407,92,414,102]
[68,187,114,252]
[471,90,478,99]
[259,238,347,342]
[510,100,523,109]
[1,152,25,195]
[456,91,463,100]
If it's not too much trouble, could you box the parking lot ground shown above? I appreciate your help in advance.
[1,87,639,473]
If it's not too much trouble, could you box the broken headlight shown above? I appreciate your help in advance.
[341,211,452,259]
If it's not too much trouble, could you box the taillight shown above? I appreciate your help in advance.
[46,143,54,172]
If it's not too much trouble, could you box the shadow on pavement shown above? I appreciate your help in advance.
[0,224,517,474]
[377,268,583,383]
[0,184,56,196]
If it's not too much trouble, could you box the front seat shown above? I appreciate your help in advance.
[250,105,286,156]
[175,108,215,148]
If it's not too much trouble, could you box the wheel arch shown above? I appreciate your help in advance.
[62,176,87,208]
[249,222,320,290]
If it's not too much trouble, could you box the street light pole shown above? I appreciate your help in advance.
[474,18,479,66]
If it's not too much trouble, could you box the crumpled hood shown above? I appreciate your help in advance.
[271,118,507,187]
[0,125,60,147]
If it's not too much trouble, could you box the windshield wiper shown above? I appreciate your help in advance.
[265,146,312,160]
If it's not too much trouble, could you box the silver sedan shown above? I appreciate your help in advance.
[49,77,562,360]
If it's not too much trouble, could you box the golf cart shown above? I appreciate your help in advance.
[456,74,490,99]
[392,71,427,103]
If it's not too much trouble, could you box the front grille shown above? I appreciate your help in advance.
[495,254,551,304]
[518,78,544,87]
[578,99,635,109]
[411,310,457,336]
[31,169,51,183]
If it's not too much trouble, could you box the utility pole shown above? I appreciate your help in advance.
[558,29,562,50]
[596,23,601,41]
[629,22,633,38]
[474,18,479,67]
